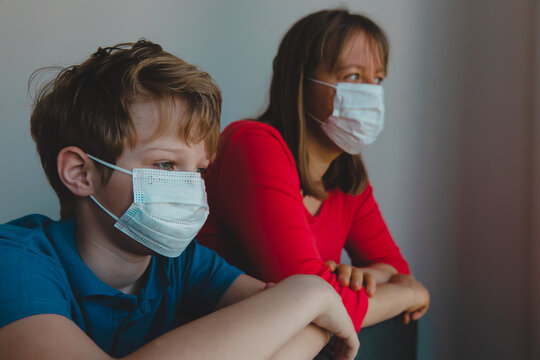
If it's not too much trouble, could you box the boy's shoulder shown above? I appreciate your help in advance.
[0,213,72,282]
[0,214,75,329]
[0,214,62,254]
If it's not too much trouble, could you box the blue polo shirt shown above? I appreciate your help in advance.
[0,214,243,357]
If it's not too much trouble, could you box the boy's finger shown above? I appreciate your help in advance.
[403,312,411,324]
[412,307,426,320]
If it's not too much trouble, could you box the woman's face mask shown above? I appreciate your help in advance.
[307,78,385,155]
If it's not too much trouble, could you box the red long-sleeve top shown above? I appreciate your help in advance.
[198,120,410,330]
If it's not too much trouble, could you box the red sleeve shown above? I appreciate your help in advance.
[213,122,368,331]
[344,184,411,274]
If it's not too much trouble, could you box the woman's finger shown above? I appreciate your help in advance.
[325,260,338,272]
[336,264,353,287]
[350,268,364,291]
[363,273,376,297]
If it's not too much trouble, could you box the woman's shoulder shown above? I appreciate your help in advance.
[222,119,287,147]
[216,119,297,176]
[220,120,293,161]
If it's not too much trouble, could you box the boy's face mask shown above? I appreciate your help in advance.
[87,154,209,258]
[307,78,385,155]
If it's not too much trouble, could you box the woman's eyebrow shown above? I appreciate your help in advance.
[335,64,385,74]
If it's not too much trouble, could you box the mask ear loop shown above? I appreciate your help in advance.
[305,111,325,126]
[89,196,120,221]
[308,78,337,89]
[306,79,337,126]
[86,154,132,221]
[86,154,133,176]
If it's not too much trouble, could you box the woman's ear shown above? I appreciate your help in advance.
[57,146,96,197]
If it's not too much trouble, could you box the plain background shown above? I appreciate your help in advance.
[0,0,538,359]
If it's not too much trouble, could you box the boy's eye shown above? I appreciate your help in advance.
[154,161,175,171]
[345,73,360,81]
[375,77,384,85]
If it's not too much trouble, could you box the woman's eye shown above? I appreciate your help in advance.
[375,77,384,85]
[154,162,175,171]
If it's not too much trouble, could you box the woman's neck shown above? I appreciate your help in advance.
[306,128,342,184]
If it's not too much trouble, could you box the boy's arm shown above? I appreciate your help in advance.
[217,274,332,359]
[216,274,266,308]
[0,275,358,360]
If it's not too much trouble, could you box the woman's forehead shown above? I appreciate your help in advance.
[335,31,384,71]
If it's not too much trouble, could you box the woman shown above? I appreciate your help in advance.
[198,9,429,336]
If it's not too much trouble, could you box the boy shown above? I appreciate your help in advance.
[0,40,359,360]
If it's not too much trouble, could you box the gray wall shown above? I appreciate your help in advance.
[0,1,538,359]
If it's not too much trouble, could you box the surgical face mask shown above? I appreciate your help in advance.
[307,78,385,155]
[87,154,209,258]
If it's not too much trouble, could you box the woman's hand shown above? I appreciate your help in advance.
[325,260,376,296]
[389,274,430,324]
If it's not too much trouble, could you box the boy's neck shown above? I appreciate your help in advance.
[74,202,152,295]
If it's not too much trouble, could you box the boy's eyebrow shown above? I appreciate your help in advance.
[139,145,191,153]
[139,145,210,165]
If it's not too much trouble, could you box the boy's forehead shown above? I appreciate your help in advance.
[127,98,210,162]
[129,98,185,144]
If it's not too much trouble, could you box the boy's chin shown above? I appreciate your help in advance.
[114,230,156,256]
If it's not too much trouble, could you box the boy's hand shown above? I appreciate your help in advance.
[310,277,360,360]
[325,260,376,296]
[389,273,430,324]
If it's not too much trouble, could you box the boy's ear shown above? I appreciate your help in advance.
[57,146,96,197]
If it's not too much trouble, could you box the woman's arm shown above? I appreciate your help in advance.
[344,182,411,275]
[0,275,359,360]
[342,184,430,322]
[362,274,430,327]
